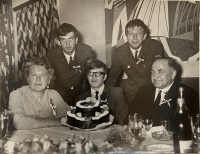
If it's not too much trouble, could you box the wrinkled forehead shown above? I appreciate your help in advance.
[29,65,48,73]
[152,60,172,70]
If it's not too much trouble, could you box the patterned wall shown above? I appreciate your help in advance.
[0,0,14,108]
[105,0,199,62]
[16,0,59,82]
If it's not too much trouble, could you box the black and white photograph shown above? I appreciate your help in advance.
[0,0,199,153]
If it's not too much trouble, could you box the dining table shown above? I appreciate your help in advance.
[6,124,196,153]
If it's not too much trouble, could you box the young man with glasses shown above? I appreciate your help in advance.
[76,59,129,125]
[47,23,96,106]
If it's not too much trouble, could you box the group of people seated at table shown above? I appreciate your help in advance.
[8,19,199,130]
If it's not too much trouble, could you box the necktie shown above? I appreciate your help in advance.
[135,51,138,62]
[95,91,99,100]
[155,90,161,105]
[69,56,73,66]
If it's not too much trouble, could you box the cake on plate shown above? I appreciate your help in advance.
[66,97,110,129]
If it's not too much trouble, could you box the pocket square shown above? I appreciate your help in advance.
[127,65,130,68]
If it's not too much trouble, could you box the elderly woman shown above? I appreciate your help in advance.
[9,57,70,130]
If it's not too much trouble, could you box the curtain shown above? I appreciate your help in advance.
[0,0,15,109]
[16,0,59,82]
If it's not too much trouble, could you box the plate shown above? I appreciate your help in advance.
[62,115,114,131]
[152,131,173,141]
[145,143,174,152]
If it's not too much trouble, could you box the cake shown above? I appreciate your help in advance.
[66,97,110,129]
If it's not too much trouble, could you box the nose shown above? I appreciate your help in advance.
[65,39,70,45]
[133,34,138,40]
[36,75,41,81]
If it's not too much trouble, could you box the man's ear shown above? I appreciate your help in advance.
[55,38,61,46]
[75,37,78,44]
[171,70,177,80]
[143,33,147,40]
[103,74,107,81]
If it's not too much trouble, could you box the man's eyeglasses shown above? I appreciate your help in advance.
[87,71,105,77]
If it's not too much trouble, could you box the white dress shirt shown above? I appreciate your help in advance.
[63,50,75,64]
[91,84,105,101]
[154,82,174,104]
[130,46,142,58]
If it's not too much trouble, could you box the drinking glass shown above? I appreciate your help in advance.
[161,120,170,132]
[143,118,153,131]
[129,113,142,139]
[0,109,12,139]
[193,114,200,142]
[120,125,130,143]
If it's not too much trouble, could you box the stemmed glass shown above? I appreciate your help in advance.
[129,113,142,139]
[142,118,153,131]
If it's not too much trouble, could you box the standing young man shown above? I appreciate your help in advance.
[47,23,96,106]
[106,19,165,108]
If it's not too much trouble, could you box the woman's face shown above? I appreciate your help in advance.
[27,65,50,92]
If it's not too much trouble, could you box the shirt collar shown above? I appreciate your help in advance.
[63,50,75,61]
[91,84,105,96]
[129,46,142,54]
[156,81,174,94]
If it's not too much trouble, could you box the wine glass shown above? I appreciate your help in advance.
[129,113,142,139]
[142,118,153,131]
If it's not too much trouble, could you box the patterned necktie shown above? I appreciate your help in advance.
[95,91,99,100]
[135,51,138,62]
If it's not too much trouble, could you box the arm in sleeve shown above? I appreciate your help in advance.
[154,41,165,57]
[9,91,65,130]
[53,90,71,118]
[115,88,129,125]
[106,51,122,86]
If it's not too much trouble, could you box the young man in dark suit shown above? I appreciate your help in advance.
[76,59,129,125]
[47,23,96,106]
[106,19,165,109]
[131,57,199,126]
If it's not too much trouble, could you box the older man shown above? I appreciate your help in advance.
[76,59,129,125]
[131,57,199,126]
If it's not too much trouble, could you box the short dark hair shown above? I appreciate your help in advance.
[125,19,149,36]
[22,56,54,85]
[86,59,108,74]
[153,57,180,73]
[54,23,79,38]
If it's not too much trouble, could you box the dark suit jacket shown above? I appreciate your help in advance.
[76,86,129,125]
[106,39,165,106]
[47,43,95,106]
[131,82,199,127]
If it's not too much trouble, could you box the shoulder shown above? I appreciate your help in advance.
[45,89,60,96]
[108,86,123,94]
[10,86,30,97]
[76,43,93,52]
[76,90,90,101]
[137,84,154,93]
[114,42,129,53]
[143,38,162,47]
[48,46,63,57]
